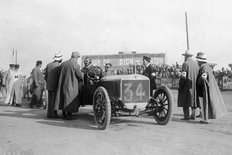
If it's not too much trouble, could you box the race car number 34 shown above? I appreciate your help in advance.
[122,80,149,103]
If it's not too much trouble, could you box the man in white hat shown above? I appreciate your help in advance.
[54,51,83,120]
[196,52,227,124]
[45,52,63,118]
[178,50,199,120]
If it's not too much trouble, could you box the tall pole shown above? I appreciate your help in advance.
[12,48,15,64]
[15,50,18,64]
[185,12,190,50]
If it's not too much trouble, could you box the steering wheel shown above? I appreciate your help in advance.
[86,66,103,82]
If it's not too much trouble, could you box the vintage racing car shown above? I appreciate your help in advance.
[81,66,173,130]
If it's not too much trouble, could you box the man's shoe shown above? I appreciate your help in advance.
[190,116,196,120]
[200,120,210,124]
[51,114,61,119]
[180,118,190,121]
[16,104,22,107]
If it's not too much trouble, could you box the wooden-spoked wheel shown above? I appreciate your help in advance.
[152,85,173,125]
[93,86,111,130]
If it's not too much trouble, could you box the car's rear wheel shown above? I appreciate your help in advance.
[153,85,173,125]
[93,86,111,130]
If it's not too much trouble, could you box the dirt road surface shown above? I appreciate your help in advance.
[0,90,232,155]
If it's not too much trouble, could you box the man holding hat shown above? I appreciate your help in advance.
[30,60,46,108]
[178,50,199,120]
[142,55,157,96]
[196,52,227,124]
[3,64,15,105]
[45,52,63,118]
[54,51,83,120]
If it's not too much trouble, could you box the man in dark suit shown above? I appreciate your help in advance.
[30,60,46,108]
[178,50,199,120]
[142,56,157,96]
[54,51,83,120]
[45,53,63,118]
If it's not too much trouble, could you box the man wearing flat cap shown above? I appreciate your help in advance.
[178,50,199,120]
[54,51,83,120]
[142,56,157,96]
[30,60,46,108]
[45,52,63,118]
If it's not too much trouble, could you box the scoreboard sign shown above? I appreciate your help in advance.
[82,53,165,69]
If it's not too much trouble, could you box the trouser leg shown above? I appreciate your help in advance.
[50,92,58,118]
[183,107,190,119]
[199,97,208,121]
[191,107,196,119]
[47,91,52,118]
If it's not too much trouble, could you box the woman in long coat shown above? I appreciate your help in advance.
[54,52,82,119]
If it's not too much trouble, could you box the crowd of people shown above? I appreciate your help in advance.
[0,50,229,123]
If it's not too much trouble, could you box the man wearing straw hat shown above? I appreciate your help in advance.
[45,52,63,118]
[178,50,199,120]
[196,52,227,124]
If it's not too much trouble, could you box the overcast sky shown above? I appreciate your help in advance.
[1,0,232,76]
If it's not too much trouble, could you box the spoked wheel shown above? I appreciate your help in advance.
[93,86,111,130]
[152,85,173,125]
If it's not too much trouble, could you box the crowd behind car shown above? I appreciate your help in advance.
[0,62,232,101]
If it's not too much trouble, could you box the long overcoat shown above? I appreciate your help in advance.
[196,63,227,119]
[178,59,199,107]
[54,58,82,113]
[3,69,15,104]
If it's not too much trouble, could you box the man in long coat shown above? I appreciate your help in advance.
[45,53,63,118]
[196,52,227,124]
[30,60,46,108]
[142,56,157,96]
[54,51,82,120]
[178,50,199,120]
[3,64,15,105]
[11,64,23,106]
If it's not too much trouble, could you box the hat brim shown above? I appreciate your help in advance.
[196,58,207,62]
[182,53,193,56]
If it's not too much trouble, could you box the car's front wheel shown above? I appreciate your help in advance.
[93,86,111,130]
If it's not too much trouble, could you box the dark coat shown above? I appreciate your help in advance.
[142,64,157,96]
[196,63,227,119]
[54,58,82,112]
[178,59,199,107]
[45,61,60,92]
[31,66,45,88]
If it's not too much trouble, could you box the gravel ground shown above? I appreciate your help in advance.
[0,90,232,155]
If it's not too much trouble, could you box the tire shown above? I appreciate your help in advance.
[93,86,111,130]
[153,85,173,125]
